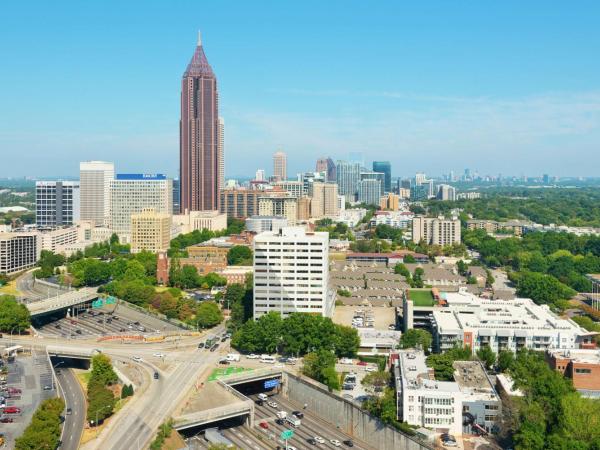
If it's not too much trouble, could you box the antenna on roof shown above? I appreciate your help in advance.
[197,30,202,46]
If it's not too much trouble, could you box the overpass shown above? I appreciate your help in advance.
[221,367,284,386]
[46,345,100,359]
[26,287,98,317]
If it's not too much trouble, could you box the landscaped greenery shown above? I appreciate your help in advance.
[87,354,118,426]
[0,294,31,332]
[168,218,245,258]
[315,219,354,240]
[149,419,174,450]
[426,346,472,381]
[399,329,432,352]
[407,289,435,306]
[14,397,65,450]
[226,245,253,266]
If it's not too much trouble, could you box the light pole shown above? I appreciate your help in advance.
[92,405,111,438]
[9,326,20,347]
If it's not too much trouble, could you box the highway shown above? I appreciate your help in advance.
[55,368,86,450]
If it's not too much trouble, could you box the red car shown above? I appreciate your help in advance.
[3,407,21,414]
[7,388,21,394]
[259,421,269,429]
[356,361,368,366]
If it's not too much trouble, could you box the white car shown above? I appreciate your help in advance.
[267,401,279,408]
[314,436,325,444]
[330,439,342,447]
[153,353,164,358]
[365,365,377,372]
[246,354,259,359]
[132,356,143,362]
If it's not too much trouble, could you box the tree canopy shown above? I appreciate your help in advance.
[0,295,31,332]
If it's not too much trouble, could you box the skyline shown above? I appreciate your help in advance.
[2,1,600,178]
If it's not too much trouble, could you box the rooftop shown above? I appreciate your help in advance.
[547,348,600,364]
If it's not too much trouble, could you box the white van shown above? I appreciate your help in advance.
[260,355,276,364]
[226,353,240,362]
[257,393,268,402]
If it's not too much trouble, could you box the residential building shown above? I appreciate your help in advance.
[258,197,297,225]
[336,208,367,228]
[546,349,600,395]
[436,184,456,201]
[245,216,288,234]
[336,161,361,200]
[172,210,227,234]
[301,171,325,196]
[180,33,220,212]
[357,179,382,206]
[255,169,265,182]
[297,197,311,221]
[274,181,305,198]
[310,182,339,218]
[370,211,414,229]
[457,192,481,200]
[395,350,501,434]
[372,161,392,193]
[398,188,411,199]
[412,216,461,246]
[218,266,253,285]
[431,291,597,353]
[219,188,286,219]
[273,150,287,181]
[253,227,333,318]
[466,219,530,236]
[130,208,171,254]
[79,160,114,226]
[109,174,172,241]
[379,192,400,211]
[316,157,336,182]
[36,181,80,227]
[0,231,41,274]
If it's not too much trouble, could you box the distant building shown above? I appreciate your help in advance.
[253,227,332,318]
[371,211,414,229]
[258,197,297,225]
[180,244,228,274]
[245,216,288,234]
[218,117,225,191]
[412,216,461,246]
[310,182,339,218]
[255,169,265,182]
[546,349,600,395]
[0,231,41,274]
[357,179,382,206]
[109,174,172,241]
[172,210,227,234]
[172,178,181,215]
[35,181,80,227]
[466,219,530,236]
[336,161,361,200]
[372,161,392,193]
[274,181,305,198]
[297,197,311,221]
[39,226,79,253]
[316,157,336,182]
[130,208,171,254]
[273,151,287,181]
[218,266,253,285]
[79,161,114,226]
[157,251,169,285]
[436,184,456,201]
[380,192,400,211]
[219,188,286,219]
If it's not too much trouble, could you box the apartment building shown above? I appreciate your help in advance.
[130,208,171,254]
[35,181,80,227]
[0,231,41,274]
[253,227,333,318]
[258,197,297,226]
[109,174,172,241]
[310,182,339,218]
[219,188,286,219]
[380,192,400,211]
[274,181,305,198]
[246,216,288,234]
[412,216,461,246]
[436,184,457,201]
[370,211,414,229]
[466,219,530,236]
[357,179,382,206]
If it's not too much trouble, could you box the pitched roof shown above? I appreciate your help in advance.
[184,37,215,78]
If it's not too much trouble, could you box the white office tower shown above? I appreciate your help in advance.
[218,117,225,191]
[36,181,80,227]
[109,174,172,242]
[253,226,333,318]
[79,161,114,226]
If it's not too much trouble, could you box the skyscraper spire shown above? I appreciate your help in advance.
[197,30,202,47]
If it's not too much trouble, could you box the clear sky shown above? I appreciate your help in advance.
[1,1,599,179]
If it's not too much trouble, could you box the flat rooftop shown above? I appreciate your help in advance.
[548,348,600,364]
[398,350,459,393]
[453,361,498,401]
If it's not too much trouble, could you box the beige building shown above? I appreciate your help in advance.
[172,210,227,234]
[273,150,287,181]
[220,188,286,219]
[412,216,461,246]
[130,208,171,254]
[297,197,311,221]
[0,231,41,274]
[258,197,297,225]
[310,182,339,218]
[380,192,401,211]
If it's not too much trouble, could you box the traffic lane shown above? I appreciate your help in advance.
[56,368,85,450]
[222,427,273,450]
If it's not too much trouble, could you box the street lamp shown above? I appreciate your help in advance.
[9,326,20,347]
[92,405,111,438]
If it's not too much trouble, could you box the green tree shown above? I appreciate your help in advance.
[497,350,514,372]
[302,349,339,390]
[227,245,253,265]
[399,329,432,352]
[0,295,31,332]
[426,346,472,381]
[122,259,146,282]
[476,346,496,370]
[333,325,360,357]
[195,301,223,328]
[89,354,118,386]
[87,382,115,425]
[362,370,391,389]
[15,397,65,450]
[515,271,576,306]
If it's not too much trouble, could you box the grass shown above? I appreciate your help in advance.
[207,366,253,381]
[408,289,435,306]
[0,280,20,296]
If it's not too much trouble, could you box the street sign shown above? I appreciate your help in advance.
[280,429,294,440]
[264,379,280,389]
[105,296,116,305]
[92,299,103,309]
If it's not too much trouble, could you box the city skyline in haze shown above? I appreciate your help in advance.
[2,1,600,178]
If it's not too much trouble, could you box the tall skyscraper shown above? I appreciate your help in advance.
[273,150,287,181]
[79,161,114,227]
[336,160,361,200]
[180,33,220,212]
[372,161,392,193]
[36,181,80,227]
[316,157,336,182]
[218,117,225,190]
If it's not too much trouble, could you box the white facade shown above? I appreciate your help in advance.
[109,175,172,241]
[36,181,80,227]
[79,161,114,227]
[437,184,457,201]
[370,211,414,229]
[0,231,41,274]
[172,210,227,235]
[253,227,333,318]
[218,117,225,192]
[40,226,79,253]
[335,208,367,228]
[246,216,288,234]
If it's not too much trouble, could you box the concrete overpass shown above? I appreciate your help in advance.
[46,345,100,359]
[26,287,98,317]
[222,367,284,386]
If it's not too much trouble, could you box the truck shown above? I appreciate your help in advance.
[276,410,287,419]
[226,353,240,362]
[286,415,301,428]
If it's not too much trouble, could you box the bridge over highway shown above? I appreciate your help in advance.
[26,287,98,317]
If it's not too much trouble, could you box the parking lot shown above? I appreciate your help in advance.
[0,351,56,448]
[37,303,183,339]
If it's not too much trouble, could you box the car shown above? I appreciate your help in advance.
[66,408,72,415]
[119,328,126,332]
[218,358,230,365]
[54,324,61,329]
[342,394,353,400]
[132,356,142,362]
[3,407,20,414]
[210,345,218,352]
[154,372,159,380]
[75,329,82,334]
[365,365,376,372]
[443,441,458,448]
[388,324,396,330]
[356,361,367,366]
[134,321,140,326]
[259,421,269,429]
[0,417,13,423]
[197,342,205,349]
[59,415,65,423]
[267,401,278,408]
[291,410,304,418]
[275,418,284,425]
[330,440,342,447]
[43,385,52,390]
[113,316,119,320]
[314,436,325,444]
[287,447,297,450]
[220,336,227,342]
[153,353,164,358]
[97,319,103,323]
[307,438,318,445]
[246,354,259,359]
[343,439,354,447]
[255,399,264,406]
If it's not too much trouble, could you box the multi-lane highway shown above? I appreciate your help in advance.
[55,368,86,450]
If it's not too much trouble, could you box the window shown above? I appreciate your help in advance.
[575,368,592,374]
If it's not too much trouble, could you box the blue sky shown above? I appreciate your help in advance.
[1,1,599,178]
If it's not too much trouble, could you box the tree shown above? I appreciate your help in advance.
[89,354,118,386]
[426,346,472,381]
[195,301,223,328]
[14,397,65,450]
[0,295,31,332]
[515,271,576,306]
[82,260,111,286]
[394,263,410,277]
[302,349,339,390]
[476,346,496,370]
[87,382,115,424]
[403,254,416,263]
[399,329,432,352]
[336,289,351,297]
[333,325,360,357]
[497,350,514,372]
[227,245,253,265]
[122,259,146,282]
[362,370,391,389]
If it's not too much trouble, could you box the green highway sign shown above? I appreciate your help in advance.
[105,296,116,305]
[92,299,104,309]
[280,429,294,440]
